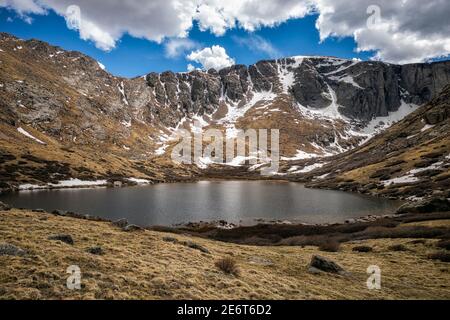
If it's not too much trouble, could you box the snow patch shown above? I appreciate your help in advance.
[127,178,151,185]
[421,124,435,132]
[290,162,325,174]
[328,74,363,89]
[17,127,45,144]
[281,150,318,161]
[277,57,304,93]
[97,61,106,70]
[118,81,129,105]
[296,84,346,121]
[383,175,419,185]
[360,101,419,137]
[121,120,131,128]
[19,179,108,191]
[220,89,276,138]
[383,161,443,186]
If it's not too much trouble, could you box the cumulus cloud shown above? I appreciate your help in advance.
[65,5,115,51]
[1,0,199,50]
[232,34,281,58]
[0,0,46,23]
[187,45,235,70]
[314,0,450,63]
[164,38,198,58]
[1,0,449,63]
[187,63,200,72]
[195,0,314,35]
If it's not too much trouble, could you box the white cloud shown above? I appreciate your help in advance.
[187,63,197,72]
[232,34,281,58]
[187,45,235,70]
[0,0,46,23]
[195,0,314,35]
[1,0,449,63]
[1,0,199,50]
[164,38,198,58]
[65,5,115,51]
[314,0,450,64]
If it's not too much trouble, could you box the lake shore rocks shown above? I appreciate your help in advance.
[0,201,11,211]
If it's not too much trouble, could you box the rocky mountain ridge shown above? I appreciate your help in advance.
[0,32,449,190]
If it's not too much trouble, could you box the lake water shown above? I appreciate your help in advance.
[0,181,403,226]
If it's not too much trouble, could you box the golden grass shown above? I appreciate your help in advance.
[404,220,450,228]
[0,209,449,300]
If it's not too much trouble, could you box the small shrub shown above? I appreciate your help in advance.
[388,244,408,252]
[318,240,341,252]
[352,246,373,253]
[408,239,427,245]
[428,252,450,262]
[436,240,450,251]
[215,257,240,276]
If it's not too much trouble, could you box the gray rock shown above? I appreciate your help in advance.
[112,218,128,228]
[352,246,373,253]
[181,241,210,254]
[309,255,346,274]
[48,234,74,245]
[308,266,324,275]
[0,201,11,211]
[162,236,179,243]
[0,243,26,256]
[86,246,104,255]
[291,60,331,109]
[32,209,46,213]
[52,210,67,216]
[123,224,143,232]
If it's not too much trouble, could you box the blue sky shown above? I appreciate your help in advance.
[0,7,375,78]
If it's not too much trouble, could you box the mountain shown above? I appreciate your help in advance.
[284,85,450,200]
[0,32,449,191]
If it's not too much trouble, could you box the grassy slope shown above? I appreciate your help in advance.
[1,209,449,300]
[299,85,450,199]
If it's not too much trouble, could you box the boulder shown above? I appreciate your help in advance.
[0,201,11,211]
[86,246,104,255]
[352,246,373,253]
[0,243,26,256]
[112,218,128,228]
[48,234,74,245]
[162,237,179,243]
[396,197,450,214]
[123,224,143,232]
[181,241,210,254]
[52,210,68,216]
[308,255,346,274]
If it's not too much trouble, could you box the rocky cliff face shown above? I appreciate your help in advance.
[141,55,450,125]
[284,85,450,200]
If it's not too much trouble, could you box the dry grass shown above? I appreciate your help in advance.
[215,258,240,277]
[428,252,450,262]
[319,240,341,253]
[0,209,449,300]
